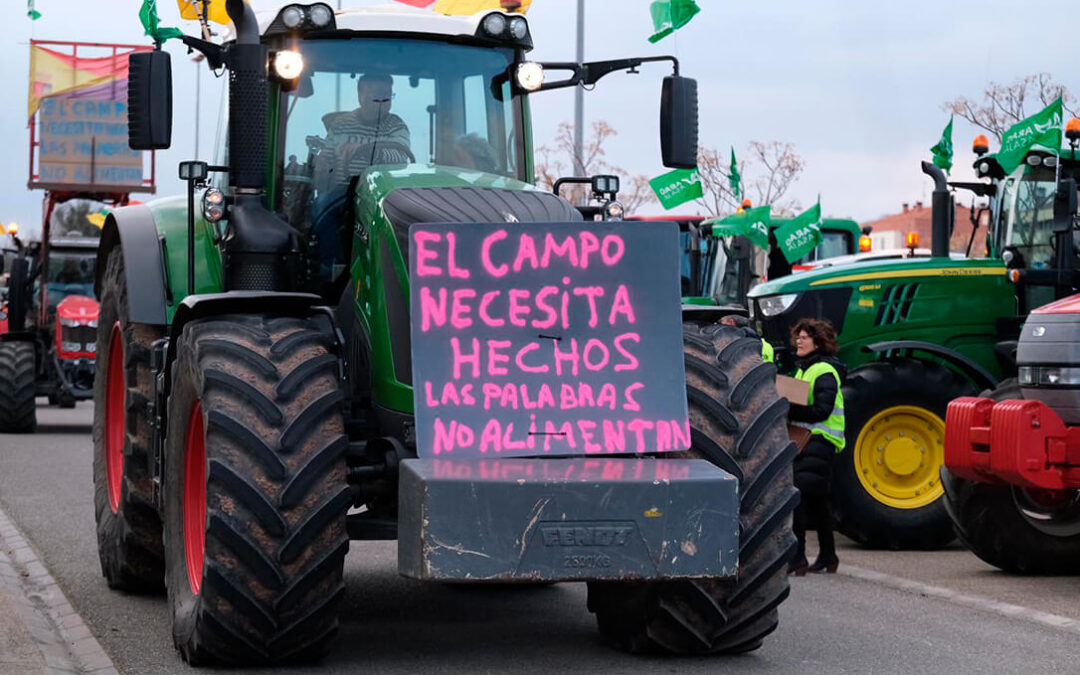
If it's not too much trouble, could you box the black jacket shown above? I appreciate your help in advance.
[788,352,846,424]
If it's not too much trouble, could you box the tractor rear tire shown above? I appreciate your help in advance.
[942,379,1080,574]
[0,341,37,433]
[92,247,166,592]
[834,359,970,550]
[587,323,798,654]
[163,314,349,665]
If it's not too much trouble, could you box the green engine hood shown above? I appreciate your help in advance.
[356,164,536,217]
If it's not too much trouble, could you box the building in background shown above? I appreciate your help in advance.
[861,201,988,257]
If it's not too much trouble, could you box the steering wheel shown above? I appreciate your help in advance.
[341,141,416,169]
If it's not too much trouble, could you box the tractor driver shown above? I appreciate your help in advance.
[308,73,414,281]
[308,73,413,193]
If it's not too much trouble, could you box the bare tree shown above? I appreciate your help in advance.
[536,121,656,212]
[695,141,805,217]
[944,73,1077,142]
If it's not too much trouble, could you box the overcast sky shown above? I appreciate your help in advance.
[2,0,1076,235]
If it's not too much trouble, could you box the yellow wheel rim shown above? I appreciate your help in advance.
[853,405,945,510]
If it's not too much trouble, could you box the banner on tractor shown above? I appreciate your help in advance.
[997,97,1063,175]
[409,221,690,459]
[28,41,156,193]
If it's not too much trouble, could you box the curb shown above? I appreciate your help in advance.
[0,507,119,675]
[836,563,1080,636]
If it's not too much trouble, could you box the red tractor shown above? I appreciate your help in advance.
[943,294,1080,573]
[0,197,108,431]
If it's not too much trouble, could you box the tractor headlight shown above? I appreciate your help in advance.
[509,17,528,39]
[281,5,305,29]
[482,13,507,36]
[61,341,81,353]
[516,62,544,92]
[308,3,333,28]
[86,342,97,354]
[203,188,226,223]
[272,50,305,81]
[603,201,625,221]
[1020,366,1080,387]
[758,293,799,317]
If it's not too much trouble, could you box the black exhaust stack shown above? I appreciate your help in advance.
[221,0,301,291]
[921,161,953,259]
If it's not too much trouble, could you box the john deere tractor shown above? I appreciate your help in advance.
[93,1,796,664]
[748,135,1080,550]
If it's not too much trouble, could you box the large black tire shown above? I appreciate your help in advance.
[163,315,349,665]
[0,341,37,433]
[942,379,1080,574]
[92,247,166,591]
[586,324,798,654]
[834,359,972,550]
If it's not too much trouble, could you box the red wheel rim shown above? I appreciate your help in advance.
[104,322,125,514]
[183,401,207,596]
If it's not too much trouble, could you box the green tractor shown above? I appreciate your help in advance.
[747,135,1080,549]
[630,214,862,308]
[93,1,797,664]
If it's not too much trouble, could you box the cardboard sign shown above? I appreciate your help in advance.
[37,98,143,187]
[409,221,690,458]
[775,375,810,406]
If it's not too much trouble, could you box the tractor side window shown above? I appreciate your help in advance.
[1005,175,1059,268]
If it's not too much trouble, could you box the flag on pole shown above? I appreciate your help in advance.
[27,44,146,119]
[27,0,41,20]
[648,0,700,43]
[177,0,231,25]
[930,117,954,172]
[139,0,184,42]
[709,205,771,251]
[728,147,742,200]
[997,97,1064,175]
[774,201,823,263]
[649,168,703,210]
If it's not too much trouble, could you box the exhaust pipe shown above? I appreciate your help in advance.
[225,0,267,191]
[921,161,953,259]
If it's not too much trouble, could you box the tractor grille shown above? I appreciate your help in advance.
[60,324,96,354]
[875,283,920,326]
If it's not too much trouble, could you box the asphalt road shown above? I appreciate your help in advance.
[1,402,1078,674]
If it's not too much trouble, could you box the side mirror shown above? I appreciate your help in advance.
[128,50,173,150]
[660,75,698,169]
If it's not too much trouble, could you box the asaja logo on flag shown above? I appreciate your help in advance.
[650,168,703,210]
[774,201,823,263]
[997,97,1064,175]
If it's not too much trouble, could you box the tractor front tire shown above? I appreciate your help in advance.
[92,247,166,592]
[0,341,37,433]
[942,379,1080,574]
[834,359,971,550]
[587,323,798,654]
[163,315,349,665]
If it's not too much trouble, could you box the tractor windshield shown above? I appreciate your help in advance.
[44,247,96,308]
[278,38,522,228]
[998,167,1065,268]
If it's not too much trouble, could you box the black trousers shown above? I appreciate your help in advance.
[792,436,837,561]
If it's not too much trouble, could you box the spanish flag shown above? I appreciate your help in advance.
[27,45,143,119]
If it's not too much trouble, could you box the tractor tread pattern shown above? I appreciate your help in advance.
[0,341,37,433]
[165,314,348,666]
[92,248,165,592]
[587,322,797,655]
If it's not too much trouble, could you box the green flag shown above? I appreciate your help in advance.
[728,147,742,200]
[27,0,40,20]
[139,0,184,43]
[649,167,703,210]
[775,201,823,263]
[998,97,1064,175]
[931,117,954,172]
[710,205,772,251]
[648,0,701,43]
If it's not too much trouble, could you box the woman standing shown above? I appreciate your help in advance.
[787,318,846,575]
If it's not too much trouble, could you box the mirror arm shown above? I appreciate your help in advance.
[180,36,226,71]
[536,56,680,92]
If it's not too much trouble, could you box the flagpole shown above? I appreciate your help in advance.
[573,0,585,180]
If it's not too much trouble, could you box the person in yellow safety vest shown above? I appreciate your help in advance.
[719,314,773,362]
[786,318,845,576]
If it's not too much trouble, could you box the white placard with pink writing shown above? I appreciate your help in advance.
[409,221,689,458]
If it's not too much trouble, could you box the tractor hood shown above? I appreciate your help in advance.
[359,165,536,217]
[748,256,1006,298]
